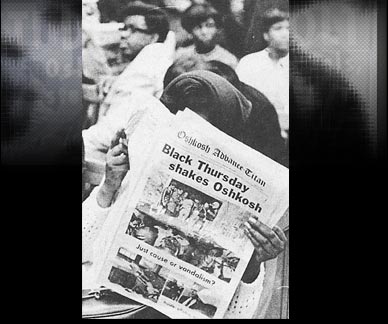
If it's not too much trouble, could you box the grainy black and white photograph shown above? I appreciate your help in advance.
[161,276,219,318]
[108,248,169,303]
[158,179,222,223]
[80,0,291,318]
[1,0,385,320]
[132,164,272,253]
[135,177,224,232]
[175,282,218,317]
[125,209,240,281]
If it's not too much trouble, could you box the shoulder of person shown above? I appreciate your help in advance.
[212,46,237,68]
[280,53,289,67]
[241,83,274,108]
[216,45,238,59]
[239,50,267,65]
[175,44,195,56]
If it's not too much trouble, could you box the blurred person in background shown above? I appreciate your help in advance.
[160,0,193,48]
[82,0,124,81]
[83,54,288,167]
[237,7,289,139]
[176,2,238,69]
[205,0,247,59]
[82,17,126,128]
[118,1,170,64]
[222,0,247,59]
[83,22,124,84]
[97,1,174,118]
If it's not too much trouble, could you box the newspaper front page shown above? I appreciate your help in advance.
[94,108,289,319]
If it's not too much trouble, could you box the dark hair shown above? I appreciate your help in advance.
[161,71,245,142]
[161,81,211,118]
[181,3,221,32]
[261,7,289,34]
[205,60,241,90]
[121,1,170,42]
[163,55,209,88]
[163,57,242,90]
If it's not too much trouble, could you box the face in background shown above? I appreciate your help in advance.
[191,17,218,50]
[120,15,158,61]
[264,19,289,56]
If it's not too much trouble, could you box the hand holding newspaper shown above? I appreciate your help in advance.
[91,107,289,319]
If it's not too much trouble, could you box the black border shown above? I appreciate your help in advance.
[1,0,386,320]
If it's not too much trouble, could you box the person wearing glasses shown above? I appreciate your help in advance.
[175,3,238,69]
[97,1,174,118]
[118,2,170,64]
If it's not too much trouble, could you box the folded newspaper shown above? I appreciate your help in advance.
[91,107,289,319]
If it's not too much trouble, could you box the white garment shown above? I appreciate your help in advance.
[82,184,112,288]
[82,185,111,264]
[82,93,170,164]
[175,44,239,70]
[236,49,289,135]
[82,186,267,318]
[99,31,176,117]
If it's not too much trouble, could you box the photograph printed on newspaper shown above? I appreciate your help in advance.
[94,108,289,319]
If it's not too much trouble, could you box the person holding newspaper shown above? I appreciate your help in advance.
[160,70,288,285]
[83,125,287,318]
[162,58,288,167]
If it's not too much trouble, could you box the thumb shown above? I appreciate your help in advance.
[110,129,126,149]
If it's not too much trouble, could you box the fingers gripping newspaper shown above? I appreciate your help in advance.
[92,108,289,319]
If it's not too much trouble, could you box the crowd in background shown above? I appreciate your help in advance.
[82,1,290,318]
[82,0,289,176]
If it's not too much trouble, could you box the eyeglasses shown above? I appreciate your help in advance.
[119,24,153,35]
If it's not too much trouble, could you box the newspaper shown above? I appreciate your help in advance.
[93,108,289,319]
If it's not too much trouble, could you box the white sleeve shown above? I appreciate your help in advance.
[82,103,128,163]
[83,92,169,164]
[82,185,111,264]
[224,263,266,319]
[235,56,252,84]
[103,31,176,105]
[227,52,239,70]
